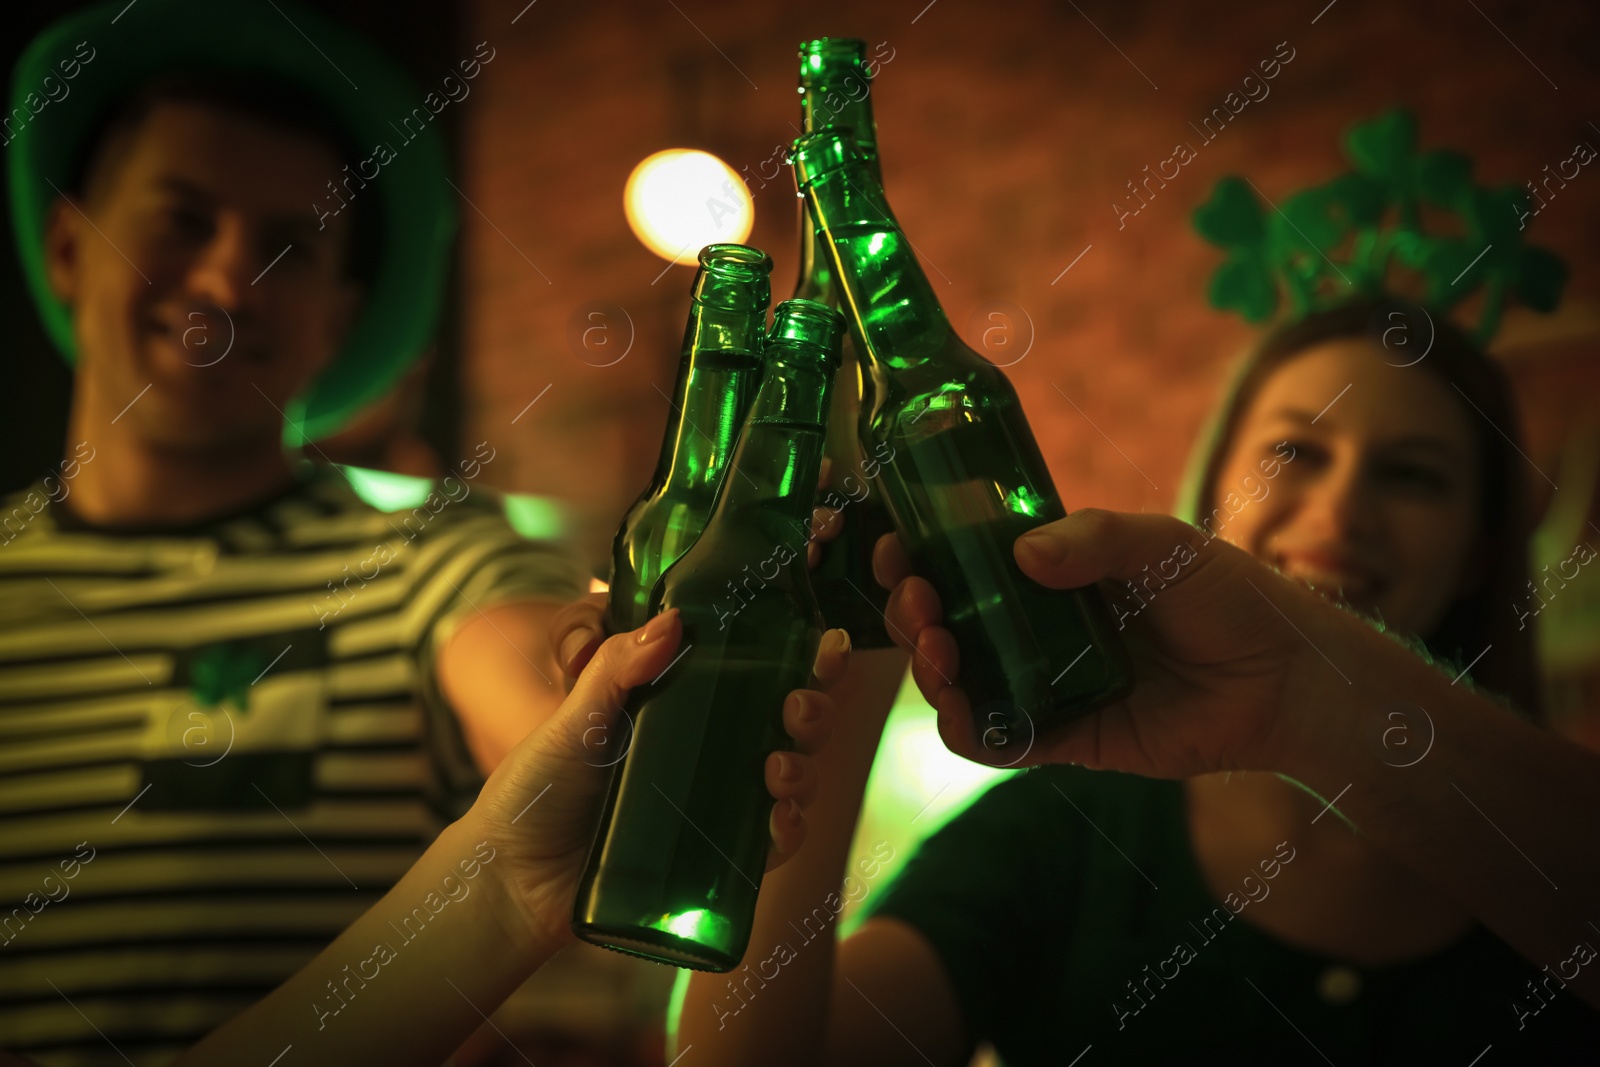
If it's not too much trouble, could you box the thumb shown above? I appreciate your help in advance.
[1013,509,1226,589]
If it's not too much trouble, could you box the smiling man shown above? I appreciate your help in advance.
[49,78,370,517]
[0,2,588,1062]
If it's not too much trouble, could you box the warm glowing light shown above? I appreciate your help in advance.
[624,149,754,264]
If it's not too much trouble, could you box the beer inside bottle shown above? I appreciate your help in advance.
[792,37,899,648]
[606,244,773,634]
[792,129,1134,739]
[573,298,844,971]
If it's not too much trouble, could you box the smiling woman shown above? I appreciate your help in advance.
[1182,297,1541,715]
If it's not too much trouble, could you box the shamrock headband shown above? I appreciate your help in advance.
[8,0,457,444]
[1192,107,1567,343]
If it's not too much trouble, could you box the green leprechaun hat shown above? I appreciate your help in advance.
[7,0,457,444]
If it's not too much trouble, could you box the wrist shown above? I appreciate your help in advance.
[446,808,564,970]
[1271,601,1442,796]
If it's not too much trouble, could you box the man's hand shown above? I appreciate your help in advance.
[875,508,1348,779]
[467,609,851,959]
[550,591,610,683]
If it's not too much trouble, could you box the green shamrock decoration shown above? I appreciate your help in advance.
[188,641,269,713]
[1193,107,1567,342]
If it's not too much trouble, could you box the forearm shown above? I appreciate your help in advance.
[178,814,548,1065]
[1281,607,1600,1008]
[676,646,907,1066]
[439,598,568,772]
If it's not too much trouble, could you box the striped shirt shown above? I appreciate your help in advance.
[0,461,585,1065]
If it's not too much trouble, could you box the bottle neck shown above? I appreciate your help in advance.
[795,74,882,305]
[799,75,878,143]
[800,161,952,369]
[652,306,764,496]
[708,357,831,528]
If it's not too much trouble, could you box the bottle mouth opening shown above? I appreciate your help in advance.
[799,39,870,90]
[698,243,774,281]
[799,37,868,60]
[693,244,774,310]
[768,298,844,368]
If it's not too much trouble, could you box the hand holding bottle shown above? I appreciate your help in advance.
[875,509,1371,780]
[553,470,844,684]
[462,609,847,962]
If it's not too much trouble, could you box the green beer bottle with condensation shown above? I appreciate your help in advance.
[792,129,1134,740]
[573,299,844,971]
[606,244,773,634]
[792,37,898,648]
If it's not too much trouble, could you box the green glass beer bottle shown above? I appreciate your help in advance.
[792,129,1134,739]
[573,299,844,971]
[792,37,899,648]
[606,244,773,634]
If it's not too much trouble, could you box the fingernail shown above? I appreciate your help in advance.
[777,752,803,782]
[826,628,852,655]
[784,798,801,824]
[559,627,596,671]
[785,691,805,722]
[638,608,677,645]
[1017,528,1065,565]
[795,693,822,726]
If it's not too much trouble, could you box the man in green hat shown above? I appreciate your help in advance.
[0,1,691,1062]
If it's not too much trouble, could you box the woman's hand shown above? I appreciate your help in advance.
[876,508,1356,779]
[469,609,850,960]
[880,515,1600,1019]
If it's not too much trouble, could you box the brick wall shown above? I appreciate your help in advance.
[459,0,1600,575]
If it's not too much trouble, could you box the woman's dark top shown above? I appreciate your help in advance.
[864,765,1599,1064]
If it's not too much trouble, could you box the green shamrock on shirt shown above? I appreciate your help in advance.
[188,641,270,713]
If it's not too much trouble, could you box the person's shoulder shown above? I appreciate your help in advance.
[312,463,587,609]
